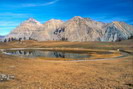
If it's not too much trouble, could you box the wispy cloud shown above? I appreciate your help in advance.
[22,0,59,7]
[0,21,19,27]
[0,13,28,35]
[0,13,32,25]
[4,0,59,8]
[0,13,30,18]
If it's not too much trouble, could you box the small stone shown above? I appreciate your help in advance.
[0,74,15,82]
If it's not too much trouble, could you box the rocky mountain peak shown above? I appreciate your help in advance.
[65,16,86,25]
[112,21,133,28]
[73,16,83,19]
[23,18,41,25]
[3,18,43,41]
[43,19,64,29]
[69,16,84,21]
[44,19,64,24]
[67,16,95,25]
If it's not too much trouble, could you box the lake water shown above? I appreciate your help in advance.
[3,50,91,60]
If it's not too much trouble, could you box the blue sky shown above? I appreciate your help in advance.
[0,0,133,35]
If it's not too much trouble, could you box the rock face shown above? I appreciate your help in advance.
[56,16,106,41]
[31,19,64,41]
[3,16,133,42]
[101,21,133,41]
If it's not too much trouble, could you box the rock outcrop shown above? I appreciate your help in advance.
[0,74,15,82]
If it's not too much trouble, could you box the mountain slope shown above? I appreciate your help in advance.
[55,16,106,41]
[4,18,43,41]
[31,19,64,41]
[101,21,133,41]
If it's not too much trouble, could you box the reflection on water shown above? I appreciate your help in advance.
[3,50,90,60]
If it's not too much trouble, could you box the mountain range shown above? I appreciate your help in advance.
[3,16,133,42]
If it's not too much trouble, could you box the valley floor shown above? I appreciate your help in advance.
[0,40,133,89]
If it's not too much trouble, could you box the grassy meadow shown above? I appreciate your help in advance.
[0,39,133,89]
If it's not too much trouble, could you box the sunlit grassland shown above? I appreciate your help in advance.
[0,39,133,89]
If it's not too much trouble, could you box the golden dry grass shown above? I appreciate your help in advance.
[0,40,133,89]
[89,52,122,59]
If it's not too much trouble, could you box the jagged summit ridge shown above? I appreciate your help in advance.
[22,18,41,25]
[3,16,133,42]
[72,16,83,19]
